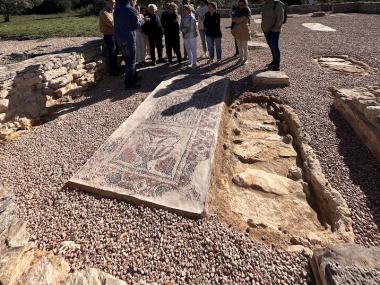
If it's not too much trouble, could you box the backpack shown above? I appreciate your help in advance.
[273,1,287,24]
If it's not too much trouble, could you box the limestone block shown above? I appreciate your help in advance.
[0,98,9,112]
[232,169,299,196]
[54,83,80,98]
[71,69,86,79]
[310,244,380,285]
[42,67,68,82]
[302,23,336,32]
[364,106,380,126]
[0,113,5,122]
[0,89,9,99]
[49,74,74,90]
[252,71,290,86]
[85,62,97,70]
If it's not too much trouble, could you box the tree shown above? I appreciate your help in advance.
[0,0,42,22]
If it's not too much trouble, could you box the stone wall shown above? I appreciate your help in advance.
[0,40,106,140]
[332,86,380,161]
[218,2,380,17]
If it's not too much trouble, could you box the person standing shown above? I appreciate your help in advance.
[143,4,165,65]
[180,5,198,69]
[230,0,239,57]
[114,0,144,89]
[161,2,182,65]
[195,0,209,58]
[99,0,118,75]
[135,5,147,64]
[261,0,285,71]
[231,0,251,65]
[204,2,222,64]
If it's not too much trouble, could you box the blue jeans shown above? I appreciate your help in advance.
[206,36,222,61]
[264,31,281,67]
[120,41,137,86]
[104,35,119,74]
[199,29,208,54]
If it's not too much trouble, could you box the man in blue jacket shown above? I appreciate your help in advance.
[114,0,144,89]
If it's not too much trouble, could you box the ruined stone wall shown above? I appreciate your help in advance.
[0,40,106,139]
[218,2,380,17]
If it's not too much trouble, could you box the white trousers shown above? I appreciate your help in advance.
[184,37,197,66]
[236,39,248,61]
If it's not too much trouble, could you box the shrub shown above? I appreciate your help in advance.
[35,0,72,14]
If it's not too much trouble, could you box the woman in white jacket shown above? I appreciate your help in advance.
[195,0,209,58]
[180,5,198,69]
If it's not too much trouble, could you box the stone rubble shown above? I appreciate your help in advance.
[315,55,376,75]
[0,185,128,285]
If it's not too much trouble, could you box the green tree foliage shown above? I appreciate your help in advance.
[0,0,42,22]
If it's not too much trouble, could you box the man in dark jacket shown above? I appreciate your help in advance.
[161,2,182,65]
[142,4,165,65]
[114,0,144,89]
[261,0,285,71]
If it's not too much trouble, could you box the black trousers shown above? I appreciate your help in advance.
[148,35,163,63]
[165,34,182,63]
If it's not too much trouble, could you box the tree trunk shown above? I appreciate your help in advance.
[3,4,10,22]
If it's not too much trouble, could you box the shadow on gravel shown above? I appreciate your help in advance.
[329,106,380,228]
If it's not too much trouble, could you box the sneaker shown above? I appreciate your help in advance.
[243,60,249,65]
[151,61,156,66]
[217,60,222,65]
[271,66,280,71]
[157,59,167,64]
[207,59,214,64]
[266,62,275,68]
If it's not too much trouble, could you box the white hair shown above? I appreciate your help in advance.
[148,4,158,11]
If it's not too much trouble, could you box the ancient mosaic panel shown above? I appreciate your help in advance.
[69,75,229,216]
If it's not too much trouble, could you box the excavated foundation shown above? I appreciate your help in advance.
[208,93,354,253]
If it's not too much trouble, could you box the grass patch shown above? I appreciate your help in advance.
[0,13,101,39]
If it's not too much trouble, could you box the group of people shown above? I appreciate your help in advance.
[99,0,285,89]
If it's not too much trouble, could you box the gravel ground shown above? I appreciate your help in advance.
[0,13,379,284]
[0,37,99,65]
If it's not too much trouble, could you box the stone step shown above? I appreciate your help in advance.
[69,75,230,217]
[252,71,290,86]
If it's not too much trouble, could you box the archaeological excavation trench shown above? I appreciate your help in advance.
[208,93,354,251]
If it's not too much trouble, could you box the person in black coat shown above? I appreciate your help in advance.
[204,2,222,64]
[142,4,165,65]
[161,2,182,65]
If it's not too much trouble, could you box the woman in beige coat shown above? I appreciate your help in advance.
[231,0,251,65]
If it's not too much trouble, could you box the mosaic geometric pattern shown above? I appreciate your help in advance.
[68,75,229,216]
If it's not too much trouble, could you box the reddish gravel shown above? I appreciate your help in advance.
[0,13,379,284]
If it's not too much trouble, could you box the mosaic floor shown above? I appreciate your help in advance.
[69,75,229,216]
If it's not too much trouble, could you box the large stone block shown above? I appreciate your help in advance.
[42,67,68,82]
[311,244,380,285]
[49,74,74,90]
[252,71,290,86]
[333,86,380,161]
[0,98,9,112]
[69,75,230,217]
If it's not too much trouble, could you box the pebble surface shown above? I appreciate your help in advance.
[0,14,379,284]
